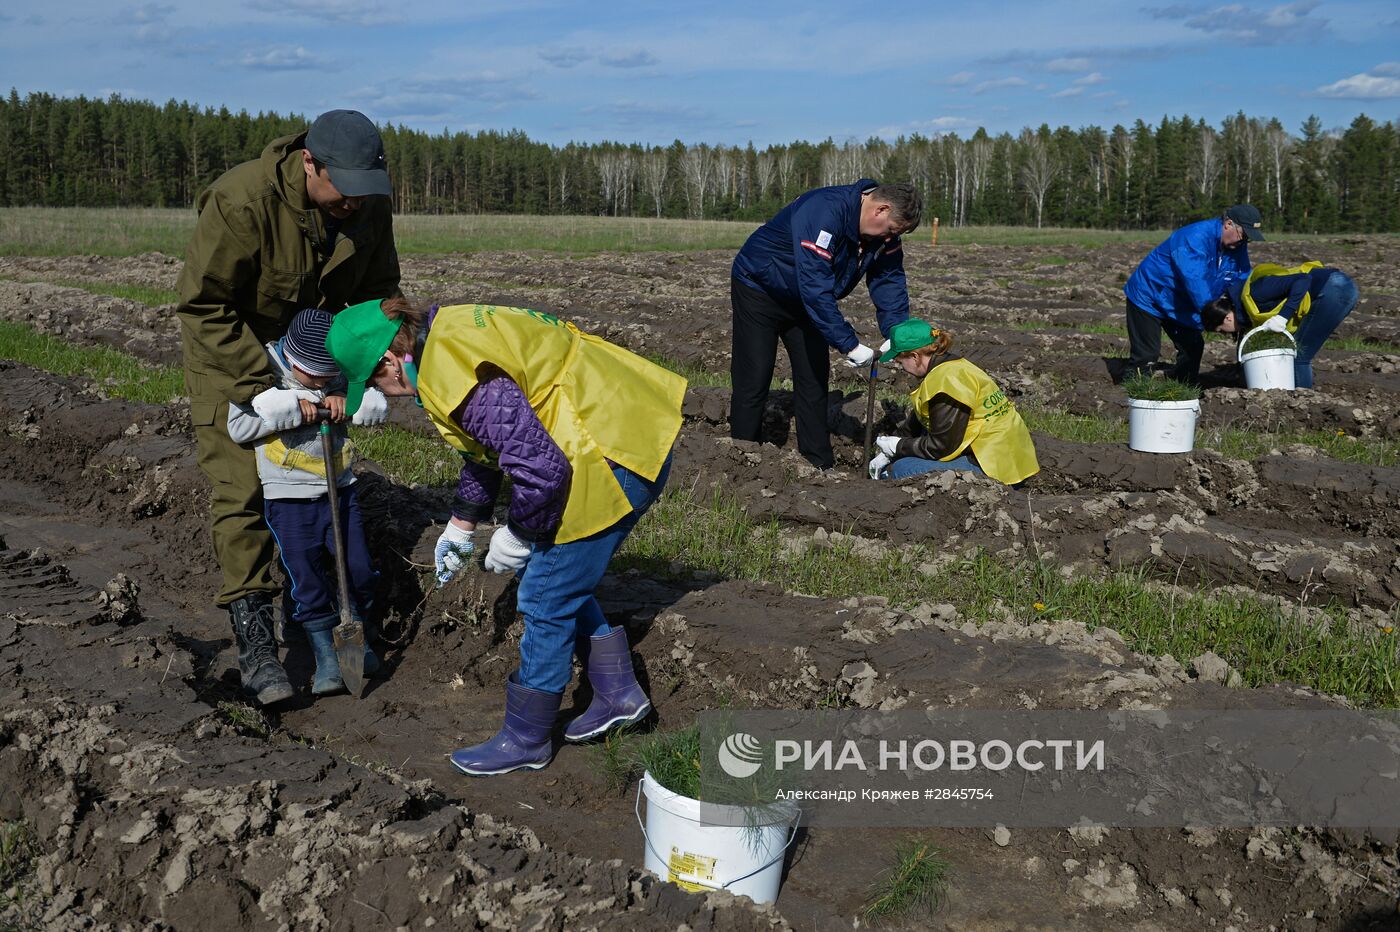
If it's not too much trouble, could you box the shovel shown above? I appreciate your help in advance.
[317,410,366,698]
[863,358,878,480]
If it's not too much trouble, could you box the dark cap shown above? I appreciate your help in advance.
[304,109,391,198]
[1225,204,1265,241]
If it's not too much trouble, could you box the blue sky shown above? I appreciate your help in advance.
[2,0,1398,145]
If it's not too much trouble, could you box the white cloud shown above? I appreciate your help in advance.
[238,46,331,70]
[942,71,974,86]
[972,76,1027,95]
[1044,57,1092,73]
[1373,62,1400,76]
[247,0,396,27]
[1074,72,1106,85]
[598,48,657,69]
[1145,1,1328,45]
[1051,86,1085,98]
[539,46,591,68]
[1315,70,1400,99]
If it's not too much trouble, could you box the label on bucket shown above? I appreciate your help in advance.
[667,846,718,892]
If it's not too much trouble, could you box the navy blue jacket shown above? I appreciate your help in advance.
[732,179,910,352]
[1124,218,1250,329]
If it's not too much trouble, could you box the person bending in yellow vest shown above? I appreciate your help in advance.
[867,319,1039,485]
[326,299,686,777]
[1200,262,1358,390]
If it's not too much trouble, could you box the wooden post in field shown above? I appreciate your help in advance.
[930,216,940,247]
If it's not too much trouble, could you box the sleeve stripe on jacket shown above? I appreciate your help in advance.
[800,240,833,261]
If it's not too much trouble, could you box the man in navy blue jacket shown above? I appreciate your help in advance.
[730,180,921,469]
[1122,204,1262,384]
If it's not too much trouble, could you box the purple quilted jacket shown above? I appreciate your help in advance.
[449,377,570,542]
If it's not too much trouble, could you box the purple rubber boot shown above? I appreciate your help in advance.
[450,674,561,776]
[565,627,653,742]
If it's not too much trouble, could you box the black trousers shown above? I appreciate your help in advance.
[729,279,834,469]
[1125,299,1204,384]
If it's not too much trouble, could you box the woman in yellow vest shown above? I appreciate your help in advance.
[867,319,1038,485]
[1201,262,1358,389]
[326,299,686,777]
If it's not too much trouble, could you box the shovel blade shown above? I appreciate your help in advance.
[333,619,366,698]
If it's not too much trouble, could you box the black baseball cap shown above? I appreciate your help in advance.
[304,110,391,198]
[1225,204,1265,241]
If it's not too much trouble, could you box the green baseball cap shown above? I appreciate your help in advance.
[879,318,939,361]
[326,299,400,416]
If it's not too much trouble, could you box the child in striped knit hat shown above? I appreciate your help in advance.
[226,307,383,697]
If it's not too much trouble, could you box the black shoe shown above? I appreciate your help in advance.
[229,593,295,706]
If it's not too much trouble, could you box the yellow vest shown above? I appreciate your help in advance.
[417,305,687,544]
[1241,261,1324,331]
[910,358,1039,485]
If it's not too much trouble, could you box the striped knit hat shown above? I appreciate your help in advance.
[283,308,340,377]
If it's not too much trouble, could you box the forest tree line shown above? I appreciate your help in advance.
[2,90,1397,233]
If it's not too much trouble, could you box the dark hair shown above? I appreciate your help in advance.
[868,183,923,232]
[379,295,423,355]
[1201,294,1234,332]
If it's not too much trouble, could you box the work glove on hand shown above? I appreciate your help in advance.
[351,387,390,426]
[253,388,322,431]
[874,435,900,457]
[868,452,891,480]
[878,339,891,356]
[433,522,475,588]
[1260,314,1289,334]
[483,526,531,575]
[844,343,876,369]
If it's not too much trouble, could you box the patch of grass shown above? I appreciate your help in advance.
[635,723,703,799]
[1330,336,1400,354]
[589,726,644,796]
[216,700,272,738]
[1021,406,1128,444]
[0,321,183,404]
[643,353,734,389]
[618,486,1400,707]
[1008,322,1126,337]
[0,821,35,891]
[863,839,951,924]
[347,424,462,486]
[1240,330,1295,352]
[0,274,178,306]
[1121,373,1201,401]
[1205,425,1400,469]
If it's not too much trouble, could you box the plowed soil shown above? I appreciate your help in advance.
[2,237,1399,930]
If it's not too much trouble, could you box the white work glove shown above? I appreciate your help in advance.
[878,339,891,356]
[483,526,532,575]
[1260,314,1289,334]
[844,343,876,368]
[433,522,475,588]
[252,387,321,431]
[868,452,891,480]
[874,435,900,457]
[351,387,390,426]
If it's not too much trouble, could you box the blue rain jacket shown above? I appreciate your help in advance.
[732,179,910,352]
[1123,218,1251,329]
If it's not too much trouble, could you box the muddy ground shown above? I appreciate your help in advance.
[2,237,1399,930]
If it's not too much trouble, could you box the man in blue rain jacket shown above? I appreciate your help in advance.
[1122,203,1262,384]
[730,179,922,469]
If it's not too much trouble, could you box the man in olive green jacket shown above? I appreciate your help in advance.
[176,109,401,705]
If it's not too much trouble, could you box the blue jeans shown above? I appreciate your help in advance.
[884,453,982,480]
[514,454,672,693]
[265,487,377,629]
[1292,271,1358,389]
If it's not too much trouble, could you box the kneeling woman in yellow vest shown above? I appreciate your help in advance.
[327,300,686,777]
[867,319,1038,485]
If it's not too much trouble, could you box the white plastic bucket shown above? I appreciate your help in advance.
[1238,327,1297,391]
[637,771,798,905]
[1127,398,1200,453]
